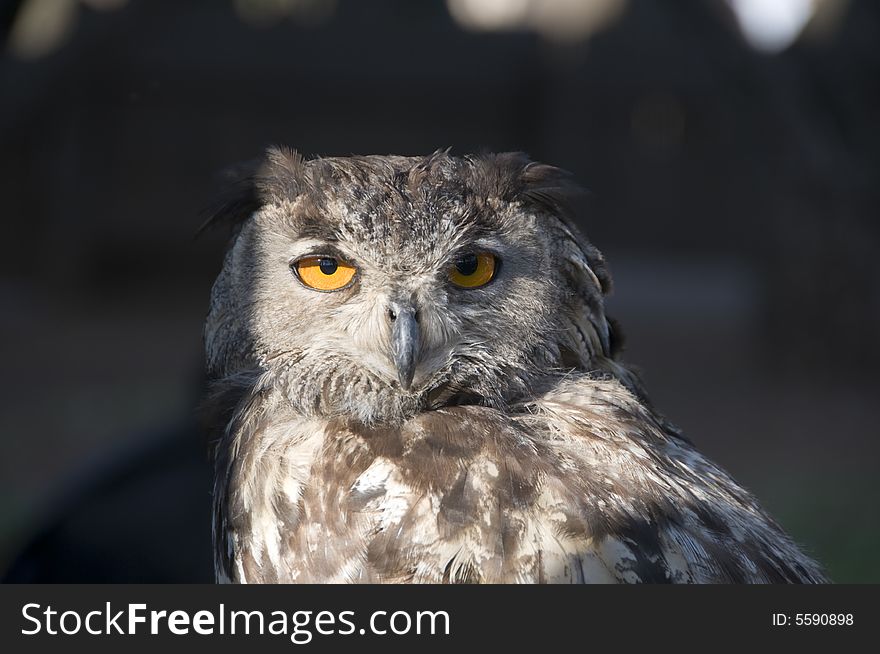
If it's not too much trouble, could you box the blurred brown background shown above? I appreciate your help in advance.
[1,0,878,582]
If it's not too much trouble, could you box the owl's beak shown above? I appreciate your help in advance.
[388,303,419,391]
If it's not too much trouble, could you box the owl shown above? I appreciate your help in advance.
[204,147,826,584]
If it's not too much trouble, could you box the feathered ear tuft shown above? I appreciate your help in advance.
[198,146,308,235]
[255,146,308,204]
[520,160,583,219]
[470,151,581,215]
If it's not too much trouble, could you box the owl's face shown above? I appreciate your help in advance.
[206,150,611,425]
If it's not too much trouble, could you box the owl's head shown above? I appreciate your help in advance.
[205,148,617,425]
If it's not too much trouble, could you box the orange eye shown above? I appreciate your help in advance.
[449,252,497,288]
[294,256,357,291]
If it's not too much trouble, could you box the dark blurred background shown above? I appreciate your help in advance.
[1,0,878,583]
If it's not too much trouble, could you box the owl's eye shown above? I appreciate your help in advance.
[293,256,357,291]
[449,252,497,288]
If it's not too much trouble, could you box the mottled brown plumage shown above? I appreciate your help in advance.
[204,148,826,583]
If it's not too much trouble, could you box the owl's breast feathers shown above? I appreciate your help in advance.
[212,375,826,584]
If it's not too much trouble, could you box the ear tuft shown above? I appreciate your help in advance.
[255,146,308,204]
[520,161,583,217]
[198,146,308,235]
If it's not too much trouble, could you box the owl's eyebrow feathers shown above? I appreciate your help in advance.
[288,243,350,263]
[283,210,340,243]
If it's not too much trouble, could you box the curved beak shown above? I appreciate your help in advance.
[389,304,419,391]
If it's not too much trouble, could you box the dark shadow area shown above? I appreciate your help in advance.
[1,0,878,582]
[3,420,213,582]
